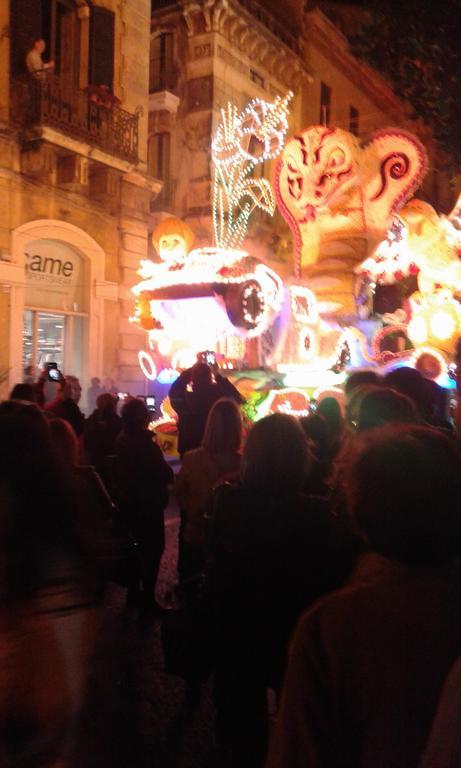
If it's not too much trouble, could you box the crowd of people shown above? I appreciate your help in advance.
[1,358,461,767]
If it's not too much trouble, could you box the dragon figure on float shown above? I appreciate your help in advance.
[131,90,461,402]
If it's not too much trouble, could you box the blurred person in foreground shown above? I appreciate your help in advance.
[299,414,332,496]
[384,365,448,426]
[207,413,359,767]
[316,396,344,459]
[9,382,37,403]
[114,398,173,615]
[267,424,461,768]
[49,417,132,593]
[357,386,418,432]
[0,401,101,767]
[49,417,115,524]
[330,386,418,520]
[83,392,122,488]
[176,398,242,592]
[86,377,103,416]
[45,375,85,437]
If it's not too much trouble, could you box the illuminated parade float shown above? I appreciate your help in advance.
[130,92,461,431]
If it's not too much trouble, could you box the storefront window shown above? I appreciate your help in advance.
[23,310,65,371]
[23,239,88,381]
[68,315,84,380]
[23,309,34,370]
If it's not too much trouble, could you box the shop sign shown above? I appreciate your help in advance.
[24,239,84,312]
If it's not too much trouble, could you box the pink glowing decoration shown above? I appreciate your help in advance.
[274,125,427,315]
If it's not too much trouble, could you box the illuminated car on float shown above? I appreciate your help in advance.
[131,244,349,389]
[132,247,284,338]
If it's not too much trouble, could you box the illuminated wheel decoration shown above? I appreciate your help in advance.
[225,279,266,330]
[138,350,157,381]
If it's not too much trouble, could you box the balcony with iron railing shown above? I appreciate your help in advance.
[10,76,139,165]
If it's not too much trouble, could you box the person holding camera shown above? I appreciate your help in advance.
[169,358,243,459]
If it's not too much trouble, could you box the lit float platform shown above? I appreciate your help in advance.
[128,93,461,453]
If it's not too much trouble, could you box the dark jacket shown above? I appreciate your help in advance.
[45,397,85,436]
[114,429,173,530]
[84,410,122,479]
[169,371,243,456]
[268,554,461,768]
[207,484,358,691]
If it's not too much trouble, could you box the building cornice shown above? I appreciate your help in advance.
[152,1,312,90]
[179,0,311,90]
[303,9,411,122]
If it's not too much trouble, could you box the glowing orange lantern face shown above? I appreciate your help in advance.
[407,293,461,354]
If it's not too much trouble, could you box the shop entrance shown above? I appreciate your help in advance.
[23,309,85,379]
[22,237,87,381]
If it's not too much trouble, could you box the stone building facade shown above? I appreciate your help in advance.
[0,0,159,403]
[148,0,453,277]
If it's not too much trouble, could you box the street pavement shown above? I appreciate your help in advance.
[77,493,217,768]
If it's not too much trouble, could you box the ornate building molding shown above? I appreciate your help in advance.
[180,0,310,90]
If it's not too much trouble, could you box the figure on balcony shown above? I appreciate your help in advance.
[25,38,54,79]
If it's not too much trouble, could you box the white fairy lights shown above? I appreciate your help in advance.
[130,92,294,382]
[212,92,293,249]
[357,217,419,285]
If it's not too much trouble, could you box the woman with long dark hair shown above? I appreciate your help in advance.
[176,397,242,587]
[0,401,101,767]
[207,413,356,767]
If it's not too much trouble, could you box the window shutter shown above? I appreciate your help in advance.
[89,6,115,90]
[10,0,42,76]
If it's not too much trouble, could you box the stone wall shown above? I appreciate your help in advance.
[0,0,157,396]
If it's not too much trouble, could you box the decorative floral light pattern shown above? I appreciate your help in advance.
[212,93,293,249]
